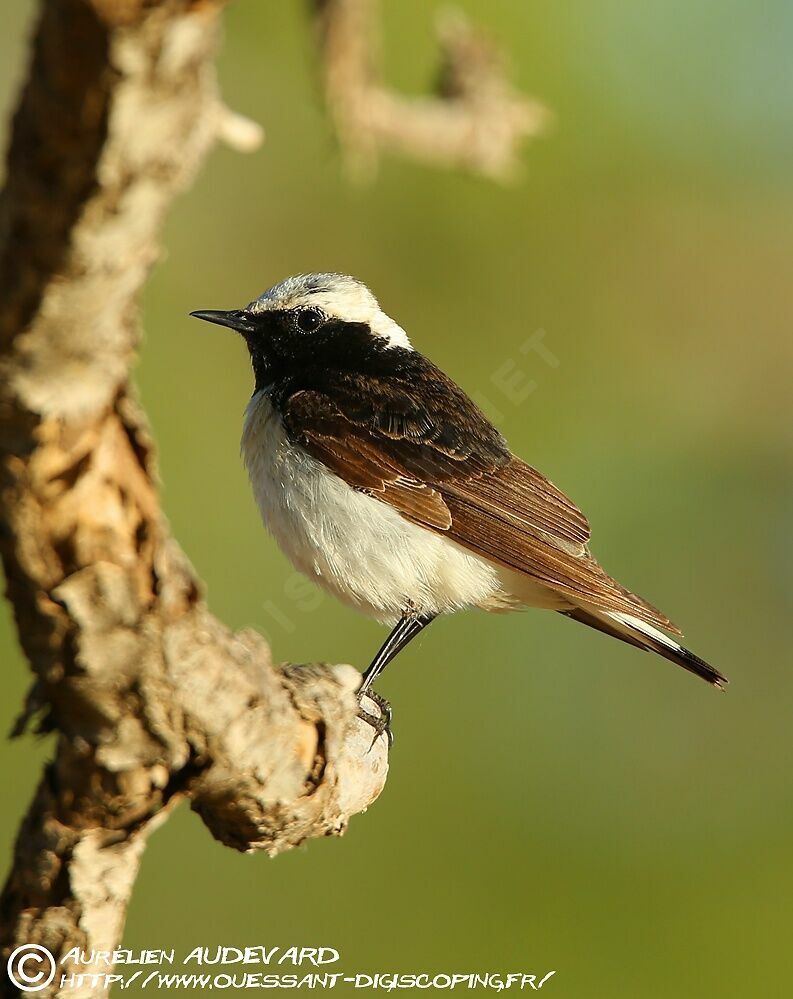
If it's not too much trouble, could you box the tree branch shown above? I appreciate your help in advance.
[0,1,386,989]
[313,0,549,180]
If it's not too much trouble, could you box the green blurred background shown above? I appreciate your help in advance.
[1,1,792,996]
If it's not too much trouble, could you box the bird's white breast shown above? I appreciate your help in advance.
[241,390,508,624]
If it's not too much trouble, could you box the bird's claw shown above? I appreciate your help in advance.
[356,688,393,751]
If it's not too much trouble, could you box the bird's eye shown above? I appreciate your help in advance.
[294,307,325,333]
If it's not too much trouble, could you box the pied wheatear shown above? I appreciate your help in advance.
[192,274,725,742]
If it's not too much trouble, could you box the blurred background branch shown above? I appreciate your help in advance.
[313,0,548,179]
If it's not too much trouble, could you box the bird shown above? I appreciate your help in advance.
[191,273,726,741]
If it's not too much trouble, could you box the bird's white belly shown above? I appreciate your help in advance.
[241,391,508,623]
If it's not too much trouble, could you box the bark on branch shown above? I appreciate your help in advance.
[313,0,549,179]
[0,2,386,992]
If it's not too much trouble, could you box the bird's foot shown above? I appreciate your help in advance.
[356,688,393,751]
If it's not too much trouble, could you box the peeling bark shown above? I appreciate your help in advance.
[0,2,386,991]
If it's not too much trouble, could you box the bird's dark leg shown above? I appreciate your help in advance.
[356,611,436,747]
[360,612,436,694]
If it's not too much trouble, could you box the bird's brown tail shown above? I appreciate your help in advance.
[562,606,727,688]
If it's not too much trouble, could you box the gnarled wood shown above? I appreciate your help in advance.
[0,3,386,992]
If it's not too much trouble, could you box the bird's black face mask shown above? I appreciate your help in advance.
[192,306,399,393]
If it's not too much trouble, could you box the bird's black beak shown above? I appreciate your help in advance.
[189,309,257,334]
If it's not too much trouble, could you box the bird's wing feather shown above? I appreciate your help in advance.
[281,374,679,634]
[441,474,679,631]
[282,368,589,542]
[298,427,453,530]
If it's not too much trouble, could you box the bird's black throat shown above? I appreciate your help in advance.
[244,309,424,401]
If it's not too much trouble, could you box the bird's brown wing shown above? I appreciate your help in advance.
[440,462,680,632]
[281,372,679,634]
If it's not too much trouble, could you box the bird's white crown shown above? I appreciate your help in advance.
[248,273,412,349]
